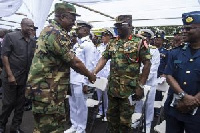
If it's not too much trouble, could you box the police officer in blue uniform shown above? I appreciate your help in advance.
[164,11,200,133]
[154,30,169,115]
[154,31,168,77]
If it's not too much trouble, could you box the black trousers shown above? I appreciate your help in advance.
[0,82,26,130]
[166,114,200,133]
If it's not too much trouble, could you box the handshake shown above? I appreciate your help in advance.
[87,71,97,84]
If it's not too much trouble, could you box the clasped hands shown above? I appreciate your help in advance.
[176,94,200,114]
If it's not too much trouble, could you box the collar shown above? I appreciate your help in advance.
[50,19,68,34]
[17,31,34,41]
[80,35,90,44]
[16,31,24,40]
[116,35,132,41]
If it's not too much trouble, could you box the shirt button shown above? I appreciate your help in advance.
[183,82,187,85]
[189,59,194,62]
[186,71,190,74]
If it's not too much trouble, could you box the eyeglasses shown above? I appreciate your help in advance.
[115,23,129,28]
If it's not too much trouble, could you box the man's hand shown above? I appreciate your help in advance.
[182,94,199,108]
[135,86,144,100]
[83,85,88,94]
[8,74,17,85]
[176,101,191,113]
[88,72,96,83]
[176,94,200,113]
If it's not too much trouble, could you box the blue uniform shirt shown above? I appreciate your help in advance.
[158,47,168,77]
[164,44,200,123]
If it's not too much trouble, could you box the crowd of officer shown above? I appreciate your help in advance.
[0,1,199,133]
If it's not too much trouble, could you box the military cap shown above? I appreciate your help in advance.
[114,15,132,27]
[55,2,80,16]
[182,11,200,25]
[76,20,93,29]
[155,30,165,39]
[138,29,154,39]
[101,28,113,37]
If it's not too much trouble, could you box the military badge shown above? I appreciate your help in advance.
[186,16,193,23]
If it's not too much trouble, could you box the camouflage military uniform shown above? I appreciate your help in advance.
[27,20,74,133]
[102,35,151,133]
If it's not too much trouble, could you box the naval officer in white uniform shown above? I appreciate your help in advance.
[95,29,113,120]
[65,21,96,133]
[134,29,160,133]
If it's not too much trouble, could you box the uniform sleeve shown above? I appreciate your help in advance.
[164,50,174,75]
[102,44,111,60]
[47,31,75,63]
[139,45,151,62]
[1,34,12,57]
[150,49,160,74]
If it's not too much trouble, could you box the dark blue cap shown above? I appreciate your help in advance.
[182,11,200,25]
[155,30,165,39]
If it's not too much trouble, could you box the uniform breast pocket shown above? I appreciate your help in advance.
[14,45,24,55]
[173,61,184,76]
[75,48,84,57]
[174,59,183,69]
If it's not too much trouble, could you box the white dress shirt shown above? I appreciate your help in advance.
[70,35,96,85]
[95,43,110,78]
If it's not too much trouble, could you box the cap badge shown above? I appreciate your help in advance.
[186,16,193,23]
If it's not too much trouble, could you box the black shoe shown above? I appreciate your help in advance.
[10,128,24,133]
[0,128,5,133]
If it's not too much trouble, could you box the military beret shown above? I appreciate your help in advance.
[138,29,154,39]
[76,20,93,29]
[55,2,80,16]
[114,15,132,27]
[155,30,165,39]
[182,11,200,25]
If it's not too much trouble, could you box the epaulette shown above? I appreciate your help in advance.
[149,45,157,49]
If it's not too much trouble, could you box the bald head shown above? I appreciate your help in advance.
[21,18,33,25]
[21,18,34,37]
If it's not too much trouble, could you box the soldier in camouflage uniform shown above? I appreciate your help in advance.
[27,2,96,133]
[93,15,151,133]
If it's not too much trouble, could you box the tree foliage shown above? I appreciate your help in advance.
[135,25,183,36]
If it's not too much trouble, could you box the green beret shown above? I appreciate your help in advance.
[55,2,80,16]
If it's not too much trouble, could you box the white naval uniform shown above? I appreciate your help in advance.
[95,43,110,116]
[69,36,96,133]
[135,46,160,130]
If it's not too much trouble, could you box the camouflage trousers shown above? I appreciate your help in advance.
[107,94,134,133]
[33,112,67,133]
[32,101,67,133]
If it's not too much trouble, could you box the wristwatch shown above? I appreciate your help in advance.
[177,92,186,100]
